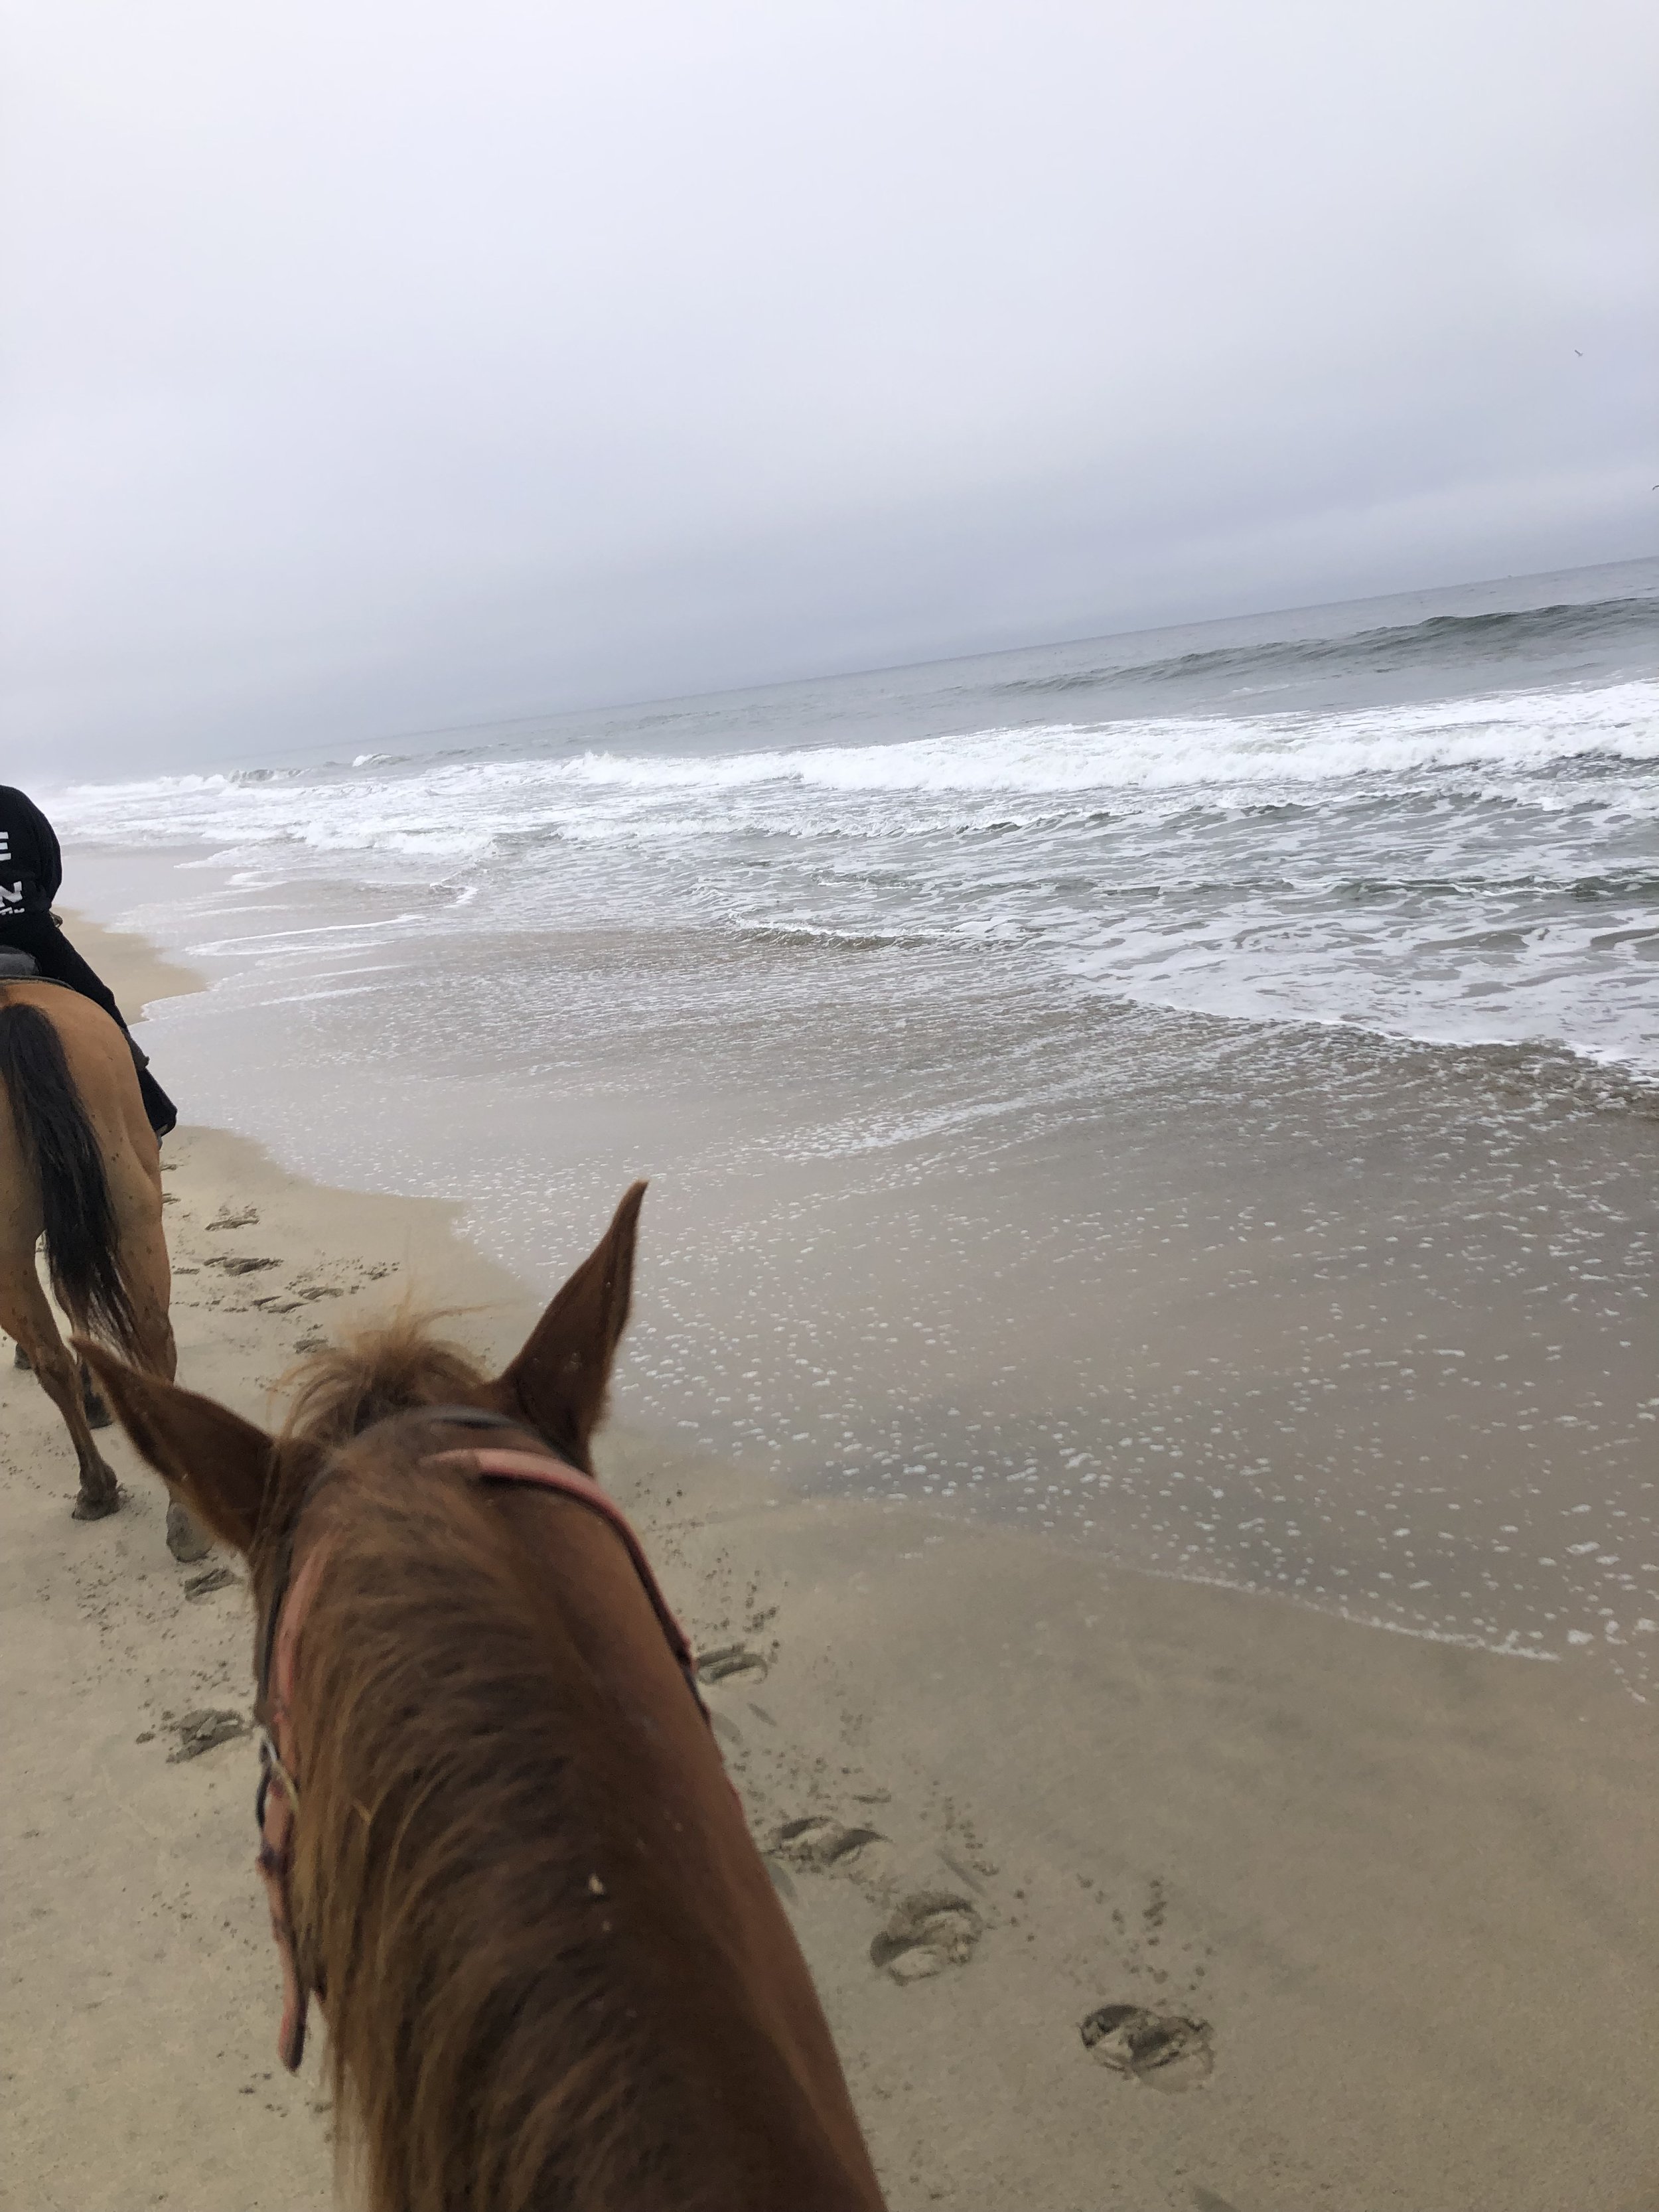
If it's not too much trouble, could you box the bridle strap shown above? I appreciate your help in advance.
[255,1539,333,2073]
[433,1445,703,1700]
[253,1408,517,1710]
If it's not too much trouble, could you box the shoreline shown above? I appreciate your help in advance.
[68,904,1617,1682]
[59,850,1659,1689]
[58,907,210,1017]
[3,919,1656,2207]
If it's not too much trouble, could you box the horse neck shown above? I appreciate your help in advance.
[287,1471,883,2212]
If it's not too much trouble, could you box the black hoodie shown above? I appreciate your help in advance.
[0,786,64,922]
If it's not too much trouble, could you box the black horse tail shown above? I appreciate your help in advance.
[0,1001,141,1358]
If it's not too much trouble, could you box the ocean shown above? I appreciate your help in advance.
[50,557,1659,1691]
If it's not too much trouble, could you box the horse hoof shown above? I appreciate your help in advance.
[13,1341,30,1372]
[72,1487,121,1522]
[166,1503,211,1563]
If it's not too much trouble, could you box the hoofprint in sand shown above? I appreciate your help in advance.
[2,931,1654,2210]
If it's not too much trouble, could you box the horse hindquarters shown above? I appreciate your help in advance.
[0,997,139,1518]
[0,1001,141,1358]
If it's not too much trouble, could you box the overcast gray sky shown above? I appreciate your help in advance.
[3,0,1655,780]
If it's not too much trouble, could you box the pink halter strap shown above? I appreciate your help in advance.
[433,1446,702,1694]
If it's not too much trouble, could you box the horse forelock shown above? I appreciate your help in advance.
[276,1311,492,1452]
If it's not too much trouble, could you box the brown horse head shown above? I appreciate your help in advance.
[80,1185,885,2212]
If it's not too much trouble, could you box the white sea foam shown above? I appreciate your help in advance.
[549,679,1659,796]
[56,677,1659,842]
[51,674,1659,1081]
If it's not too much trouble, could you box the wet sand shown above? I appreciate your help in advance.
[2,924,1656,2210]
[91,848,1659,1692]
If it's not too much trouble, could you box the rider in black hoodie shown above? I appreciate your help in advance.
[0,784,178,1138]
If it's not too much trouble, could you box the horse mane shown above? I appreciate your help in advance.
[276,1317,833,2212]
[276,1310,489,1449]
[295,1461,658,2208]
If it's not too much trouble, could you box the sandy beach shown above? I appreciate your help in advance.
[3,920,1656,2212]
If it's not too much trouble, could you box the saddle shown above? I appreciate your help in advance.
[0,946,120,1017]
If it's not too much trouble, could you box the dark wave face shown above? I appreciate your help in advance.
[998,595,1659,701]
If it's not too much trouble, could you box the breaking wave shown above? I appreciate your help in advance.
[47,658,1659,1084]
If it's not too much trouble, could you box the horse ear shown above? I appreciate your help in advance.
[486,1181,646,1470]
[74,1341,277,1555]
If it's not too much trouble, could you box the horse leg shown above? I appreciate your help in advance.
[82,1366,113,1426]
[11,1327,114,1426]
[121,1217,206,1560]
[0,1270,120,1517]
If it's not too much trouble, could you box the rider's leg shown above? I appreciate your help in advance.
[132,1063,178,1140]
[0,914,126,1023]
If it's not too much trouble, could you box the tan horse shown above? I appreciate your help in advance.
[82,1185,887,2212]
[0,980,200,1557]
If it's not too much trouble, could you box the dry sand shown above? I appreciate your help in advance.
[2,922,1655,2211]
